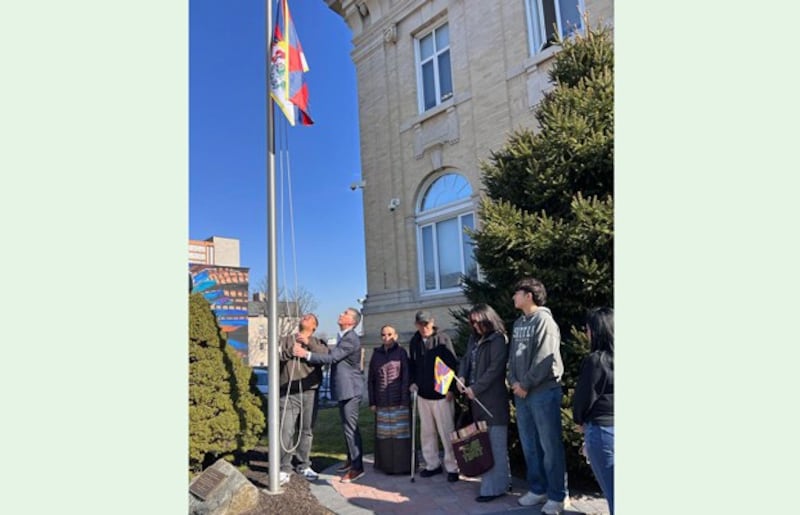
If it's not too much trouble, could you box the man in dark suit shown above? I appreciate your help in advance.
[293,307,366,483]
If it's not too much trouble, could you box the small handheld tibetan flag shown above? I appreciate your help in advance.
[433,356,455,395]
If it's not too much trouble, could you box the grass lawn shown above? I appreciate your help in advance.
[260,403,394,473]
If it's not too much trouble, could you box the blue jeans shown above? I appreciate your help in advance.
[514,386,568,501]
[480,425,510,497]
[585,422,614,514]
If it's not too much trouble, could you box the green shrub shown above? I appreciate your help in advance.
[189,293,265,472]
[456,23,613,485]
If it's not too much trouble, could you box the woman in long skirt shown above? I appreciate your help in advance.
[368,324,411,474]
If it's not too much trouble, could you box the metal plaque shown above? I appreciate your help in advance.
[189,468,227,501]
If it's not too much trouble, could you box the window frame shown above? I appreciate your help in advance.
[415,174,478,295]
[414,21,453,113]
[525,0,585,55]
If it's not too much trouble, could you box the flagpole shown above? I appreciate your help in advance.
[265,0,281,495]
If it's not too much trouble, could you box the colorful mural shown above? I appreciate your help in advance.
[190,264,250,352]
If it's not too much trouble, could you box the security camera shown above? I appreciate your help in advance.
[350,180,365,191]
[388,198,401,212]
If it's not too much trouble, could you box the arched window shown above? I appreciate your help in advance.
[416,173,478,293]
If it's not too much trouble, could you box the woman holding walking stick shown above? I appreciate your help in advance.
[456,304,510,503]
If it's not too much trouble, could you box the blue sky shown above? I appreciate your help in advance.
[190,0,366,336]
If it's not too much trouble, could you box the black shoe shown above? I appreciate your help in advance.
[336,459,352,473]
[419,465,442,477]
[476,493,505,503]
[447,472,459,482]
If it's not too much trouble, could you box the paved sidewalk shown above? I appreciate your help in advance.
[308,454,609,515]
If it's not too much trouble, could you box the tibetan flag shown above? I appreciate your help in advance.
[269,0,314,126]
[433,356,455,395]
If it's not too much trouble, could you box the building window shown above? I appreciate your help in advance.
[416,173,477,293]
[415,22,453,112]
[525,0,584,54]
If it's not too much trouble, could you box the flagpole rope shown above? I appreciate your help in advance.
[285,147,300,320]
[270,0,315,461]
[278,118,287,321]
[276,114,304,455]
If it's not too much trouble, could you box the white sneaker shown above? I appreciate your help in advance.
[541,497,571,515]
[299,467,319,480]
[279,471,291,486]
[518,491,548,506]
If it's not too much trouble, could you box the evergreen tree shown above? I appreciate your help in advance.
[189,293,266,472]
[459,24,613,481]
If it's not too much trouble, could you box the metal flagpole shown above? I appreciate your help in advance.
[265,0,281,495]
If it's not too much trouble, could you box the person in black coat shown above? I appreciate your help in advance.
[457,303,511,502]
[572,307,614,514]
[408,310,460,482]
[368,324,411,474]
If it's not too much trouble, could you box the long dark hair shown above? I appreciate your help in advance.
[468,303,506,336]
[586,307,614,354]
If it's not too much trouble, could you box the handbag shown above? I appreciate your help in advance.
[449,420,494,477]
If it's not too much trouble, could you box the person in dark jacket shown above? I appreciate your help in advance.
[277,313,329,484]
[408,310,460,482]
[572,307,614,514]
[294,307,366,483]
[457,304,511,502]
[368,324,411,474]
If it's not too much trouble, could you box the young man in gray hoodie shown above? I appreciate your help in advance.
[508,278,569,515]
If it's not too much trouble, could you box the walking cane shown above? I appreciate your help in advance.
[410,390,418,483]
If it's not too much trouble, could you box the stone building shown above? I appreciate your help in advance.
[326,0,613,345]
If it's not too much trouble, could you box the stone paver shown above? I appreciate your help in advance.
[307,454,610,515]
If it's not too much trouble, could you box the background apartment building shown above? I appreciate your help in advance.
[189,235,305,366]
[189,236,251,354]
[326,0,614,345]
[247,293,300,367]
